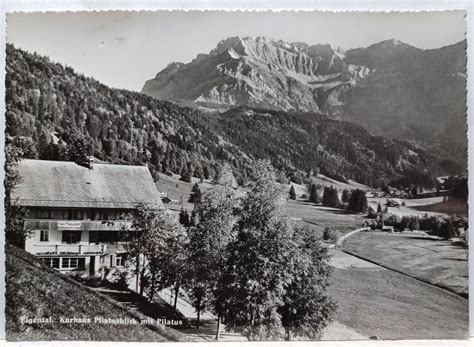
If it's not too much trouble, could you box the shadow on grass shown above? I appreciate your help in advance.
[441,257,467,262]
[90,281,187,326]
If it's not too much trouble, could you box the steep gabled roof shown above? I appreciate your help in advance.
[11,159,163,209]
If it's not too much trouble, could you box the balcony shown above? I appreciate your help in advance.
[24,219,133,231]
[31,243,107,256]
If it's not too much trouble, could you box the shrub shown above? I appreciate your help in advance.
[367,206,377,218]
[407,216,419,231]
[419,215,442,233]
[323,227,338,244]
[438,218,460,240]
[383,214,399,229]
[301,193,308,199]
[289,173,303,185]
[399,216,409,231]
[108,268,130,290]
[180,169,192,183]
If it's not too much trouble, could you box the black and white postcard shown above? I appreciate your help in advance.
[3,9,470,343]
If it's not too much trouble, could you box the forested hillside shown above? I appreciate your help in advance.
[215,108,460,187]
[5,44,461,188]
[6,44,255,183]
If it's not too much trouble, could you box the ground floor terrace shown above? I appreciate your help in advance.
[24,218,132,278]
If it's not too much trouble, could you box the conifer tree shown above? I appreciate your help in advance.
[309,184,320,204]
[180,168,192,183]
[322,186,340,208]
[188,182,202,204]
[341,189,351,203]
[179,208,190,227]
[289,185,296,200]
[346,189,368,213]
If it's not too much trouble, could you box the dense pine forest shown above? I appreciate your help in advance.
[5,44,462,188]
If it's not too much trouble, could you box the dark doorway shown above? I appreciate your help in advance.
[90,256,96,276]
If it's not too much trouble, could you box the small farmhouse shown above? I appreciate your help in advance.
[11,158,163,279]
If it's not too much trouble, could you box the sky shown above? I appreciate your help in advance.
[7,10,466,92]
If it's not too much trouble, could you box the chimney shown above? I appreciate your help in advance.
[88,156,94,170]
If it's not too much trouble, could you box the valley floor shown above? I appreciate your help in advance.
[342,231,468,297]
[328,248,468,340]
[155,175,468,341]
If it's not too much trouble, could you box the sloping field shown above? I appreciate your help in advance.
[342,232,468,297]
[328,250,469,340]
[368,197,468,218]
[286,200,365,238]
[156,173,212,212]
[5,245,185,341]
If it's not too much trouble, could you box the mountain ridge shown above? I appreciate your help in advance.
[6,44,462,190]
[141,37,467,165]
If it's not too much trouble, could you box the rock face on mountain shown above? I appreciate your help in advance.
[142,36,467,163]
[142,36,364,112]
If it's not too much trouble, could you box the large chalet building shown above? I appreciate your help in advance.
[11,158,163,278]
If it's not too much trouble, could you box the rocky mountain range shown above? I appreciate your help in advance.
[142,36,467,164]
[6,44,459,190]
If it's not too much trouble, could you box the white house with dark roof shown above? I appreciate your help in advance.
[11,158,163,278]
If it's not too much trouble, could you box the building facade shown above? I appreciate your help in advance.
[11,158,163,279]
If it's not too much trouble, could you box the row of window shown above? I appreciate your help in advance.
[39,230,124,244]
[32,209,130,221]
[39,255,128,270]
[39,257,86,270]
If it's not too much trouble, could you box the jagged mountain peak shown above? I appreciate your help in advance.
[142,36,364,112]
[211,36,341,58]
[141,37,466,165]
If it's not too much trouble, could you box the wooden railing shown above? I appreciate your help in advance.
[24,219,133,231]
[32,243,107,256]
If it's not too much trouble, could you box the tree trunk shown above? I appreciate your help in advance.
[135,255,140,293]
[285,329,291,341]
[216,315,221,340]
[173,285,180,310]
[197,308,200,329]
[139,268,146,296]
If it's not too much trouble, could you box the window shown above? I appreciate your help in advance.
[115,253,127,267]
[62,230,81,244]
[61,257,85,269]
[73,210,84,220]
[40,230,49,242]
[40,257,60,269]
[51,209,64,219]
[89,230,120,244]
[35,209,51,219]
